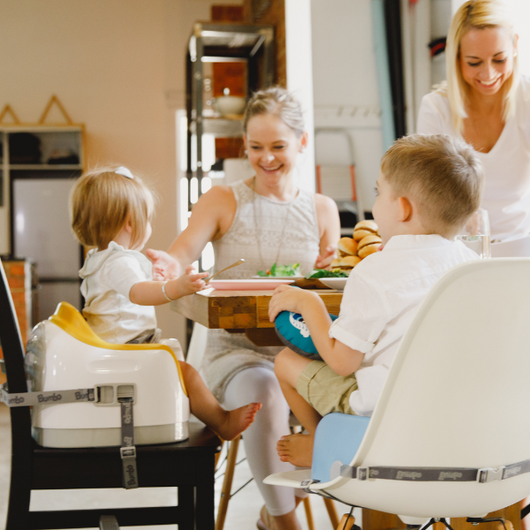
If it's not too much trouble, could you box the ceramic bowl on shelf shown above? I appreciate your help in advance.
[214,95,246,117]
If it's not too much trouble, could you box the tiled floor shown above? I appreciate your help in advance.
[0,403,358,529]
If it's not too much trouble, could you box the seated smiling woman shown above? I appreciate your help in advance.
[147,87,341,530]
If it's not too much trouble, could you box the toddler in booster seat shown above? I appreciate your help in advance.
[27,166,261,451]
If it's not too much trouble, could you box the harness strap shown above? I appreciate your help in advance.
[1,383,95,407]
[119,396,138,489]
[339,459,530,483]
[1,383,140,489]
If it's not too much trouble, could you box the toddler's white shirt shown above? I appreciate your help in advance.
[79,241,157,343]
[329,234,478,416]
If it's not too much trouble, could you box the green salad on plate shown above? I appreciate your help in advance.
[257,263,302,277]
[305,269,348,279]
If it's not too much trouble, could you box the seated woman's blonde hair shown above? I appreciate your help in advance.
[70,166,155,250]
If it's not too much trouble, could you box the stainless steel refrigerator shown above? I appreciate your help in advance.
[12,175,82,323]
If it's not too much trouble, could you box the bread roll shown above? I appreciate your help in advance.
[357,234,382,259]
[340,255,361,268]
[353,220,379,241]
[338,237,358,257]
[331,258,342,269]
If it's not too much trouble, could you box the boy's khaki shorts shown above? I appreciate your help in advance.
[296,360,357,416]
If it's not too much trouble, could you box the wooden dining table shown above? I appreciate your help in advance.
[171,286,343,346]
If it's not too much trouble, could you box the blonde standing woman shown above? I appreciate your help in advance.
[148,87,341,530]
[417,0,530,243]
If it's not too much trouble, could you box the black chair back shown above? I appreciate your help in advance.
[0,259,34,527]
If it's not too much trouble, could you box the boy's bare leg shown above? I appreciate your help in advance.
[179,362,261,440]
[274,348,322,467]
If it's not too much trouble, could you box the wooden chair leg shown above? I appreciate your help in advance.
[303,496,315,530]
[324,497,340,528]
[215,435,240,530]
[337,512,357,530]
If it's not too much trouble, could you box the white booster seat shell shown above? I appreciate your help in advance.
[25,302,190,448]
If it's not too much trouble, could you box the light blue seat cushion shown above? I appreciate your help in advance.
[312,413,370,483]
[275,311,338,358]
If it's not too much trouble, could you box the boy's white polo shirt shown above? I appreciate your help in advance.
[329,234,478,416]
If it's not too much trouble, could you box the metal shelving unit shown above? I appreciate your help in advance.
[185,21,274,211]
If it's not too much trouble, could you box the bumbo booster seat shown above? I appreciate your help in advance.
[25,302,190,449]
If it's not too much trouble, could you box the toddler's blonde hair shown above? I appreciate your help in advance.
[445,0,519,133]
[381,134,484,237]
[243,86,305,138]
[70,166,155,250]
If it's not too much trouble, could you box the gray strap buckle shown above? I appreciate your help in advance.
[478,467,504,483]
[340,465,367,480]
[301,478,320,492]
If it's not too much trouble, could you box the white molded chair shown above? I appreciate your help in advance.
[265,259,530,527]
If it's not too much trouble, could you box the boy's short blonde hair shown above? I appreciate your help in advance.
[381,134,484,237]
[70,166,155,250]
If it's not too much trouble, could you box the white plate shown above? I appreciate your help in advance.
[319,278,348,291]
[209,279,296,291]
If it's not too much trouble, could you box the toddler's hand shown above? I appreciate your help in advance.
[174,266,209,297]
[315,244,337,269]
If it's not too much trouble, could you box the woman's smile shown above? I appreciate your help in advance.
[459,26,516,97]
[244,113,306,188]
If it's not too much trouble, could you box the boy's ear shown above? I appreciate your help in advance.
[398,196,413,222]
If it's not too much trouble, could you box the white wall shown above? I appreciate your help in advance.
[0,0,238,348]
[285,0,316,192]
[311,0,384,213]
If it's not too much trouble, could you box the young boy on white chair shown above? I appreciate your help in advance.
[268,134,484,468]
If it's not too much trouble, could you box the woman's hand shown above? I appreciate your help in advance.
[268,285,319,322]
[145,249,181,280]
[314,244,337,269]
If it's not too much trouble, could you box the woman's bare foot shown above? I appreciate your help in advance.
[277,433,313,467]
[216,402,262,440]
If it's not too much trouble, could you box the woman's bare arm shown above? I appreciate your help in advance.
[314,193,341,269]
[146,185,236,279]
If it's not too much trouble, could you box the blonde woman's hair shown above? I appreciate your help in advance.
[445,0,519,133]
[70,166,155,250]
[381,134,484,237]
[243,86,305,138]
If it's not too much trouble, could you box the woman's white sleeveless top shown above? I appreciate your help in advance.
[212,179,320,277]
[203,179,320,400]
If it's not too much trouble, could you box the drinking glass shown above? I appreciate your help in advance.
[457,209,491,259]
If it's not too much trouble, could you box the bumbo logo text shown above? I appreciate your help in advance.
[38,393,62,403]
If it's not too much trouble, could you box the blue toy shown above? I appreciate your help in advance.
[274,311,338,358]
